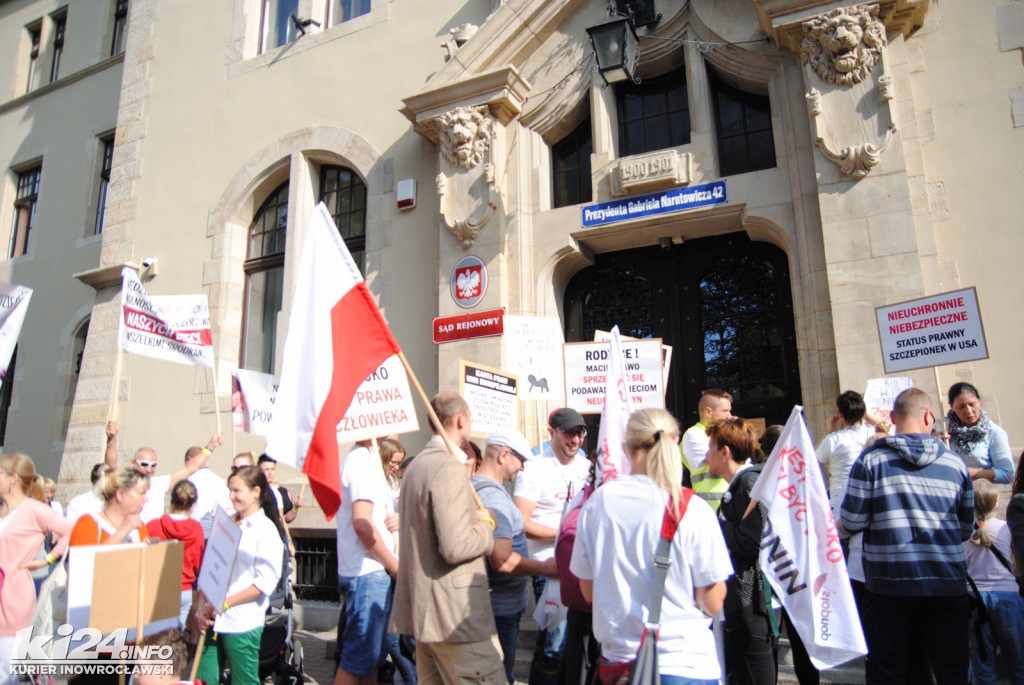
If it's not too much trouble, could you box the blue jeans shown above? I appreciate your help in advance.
[660,678,718,685]
[382,631,417,685]
[337,570,394,677]
[179,589,193,630]
[494,613,521,684]
[970,591,1024,685]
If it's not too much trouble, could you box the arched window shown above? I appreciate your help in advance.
[710,72,775,176]
[61,319,89,438]
[319,166,366,272]
[242,182,288,373]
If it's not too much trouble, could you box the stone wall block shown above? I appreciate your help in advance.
[821,217,870,263]
[868,211,917,257]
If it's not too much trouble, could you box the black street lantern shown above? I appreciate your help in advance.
[586,16,640,86]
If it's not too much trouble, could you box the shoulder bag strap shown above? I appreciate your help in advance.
[647,488,694,626]
[986,540,1017,577]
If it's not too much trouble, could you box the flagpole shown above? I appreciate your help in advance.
[398,351,485,510]
[108,348,123,422]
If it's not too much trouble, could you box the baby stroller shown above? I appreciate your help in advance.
[221,574,303,684]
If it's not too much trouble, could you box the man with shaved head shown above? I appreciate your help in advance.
[680,388,733,511]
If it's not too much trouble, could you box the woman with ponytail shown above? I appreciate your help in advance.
[0,454,73,684]
[706,417,775,685]
[570,408,732,685]
[963,479,1024,685]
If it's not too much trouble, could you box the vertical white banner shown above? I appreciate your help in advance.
[0,282,32,387]
[749,406,867,669]
[595,326,632,484]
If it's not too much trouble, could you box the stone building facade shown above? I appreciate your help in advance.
[0,0,1020,523]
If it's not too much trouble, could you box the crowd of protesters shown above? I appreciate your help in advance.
[0,380,1022,685]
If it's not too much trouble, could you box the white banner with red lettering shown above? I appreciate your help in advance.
[118,268,214,367]
[749,406,867,669]
[232,369,279,436]
[0,282,32,388]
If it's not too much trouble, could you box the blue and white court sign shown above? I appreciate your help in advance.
[580,180,728,228]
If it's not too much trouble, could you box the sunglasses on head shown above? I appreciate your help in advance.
[135,461,157,469]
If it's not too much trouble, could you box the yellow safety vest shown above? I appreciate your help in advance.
[680,422,729,511]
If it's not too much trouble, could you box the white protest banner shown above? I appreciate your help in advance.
[594,329,673,389]
[459,361,519,439]
[863,377,913,421]
[118,267,215,367]
[563,339,664,414]
[232,369,279,437]
[875,287,987,373]
[335,354,419,442]
[196,507,243,612]
[503,315,565,400]
[0,282,31,388]
[595,327,632,484]
[750,406,867,669]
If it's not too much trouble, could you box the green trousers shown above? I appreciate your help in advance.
[195,627,264,685]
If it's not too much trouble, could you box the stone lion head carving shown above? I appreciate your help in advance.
[801,3,887,87]
[438,106,493,170]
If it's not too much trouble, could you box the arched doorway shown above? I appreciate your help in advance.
[564,232,801,427]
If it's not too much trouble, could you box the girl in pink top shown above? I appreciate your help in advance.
[0,453,72,684]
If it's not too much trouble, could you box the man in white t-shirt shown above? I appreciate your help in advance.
[183,440,233,537]
[334,439,399,685]
[514,407,590,685]
[64,463,108,523]
[816,390,884,521]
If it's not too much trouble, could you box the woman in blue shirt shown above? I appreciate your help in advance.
[946,382,1014,484]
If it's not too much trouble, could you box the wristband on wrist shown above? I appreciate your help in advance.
[202,447,212,455]
[46,554,56,565]
[481,515,496,530]
[222,600,230,611]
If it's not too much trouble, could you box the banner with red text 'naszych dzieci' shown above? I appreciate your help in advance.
[118,268,214,368]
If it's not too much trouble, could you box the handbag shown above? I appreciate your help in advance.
[599,488,694,685]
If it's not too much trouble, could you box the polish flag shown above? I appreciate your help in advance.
[595,326,632,484]
[266,203,401,518]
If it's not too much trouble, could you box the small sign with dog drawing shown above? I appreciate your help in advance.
[503,315,565,402]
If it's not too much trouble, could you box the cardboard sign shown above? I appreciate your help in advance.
[875,288,988,373]
[459,361,519,439]
[563,339,665,414]
[504,315,565,401]
[863,377,913,420]
[68,540,183,643]
[196,507,243,611]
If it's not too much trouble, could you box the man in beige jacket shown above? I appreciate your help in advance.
[391,391,505,684]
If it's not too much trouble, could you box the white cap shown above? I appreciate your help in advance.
[486,428,533,463]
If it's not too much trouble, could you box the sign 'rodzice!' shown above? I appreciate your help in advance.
[875,287,988,374]
[563,339,665,413]
[580,180,727,228]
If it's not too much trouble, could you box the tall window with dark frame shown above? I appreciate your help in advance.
[26,25,41,92]
[260,0,298,52]
[329,0,372,25]
[110,0,128,56]
[49,13,66,83]
[94,137,114,235]
[9,166,41,259]
[710,73,776,176]
[319,166,367,273]
[0,348,17,445]
[242,183,288,374]
[552,116,593,208]
[617,66,690,157]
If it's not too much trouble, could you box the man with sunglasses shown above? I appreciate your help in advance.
[514,408,590,685]
[840,387,974,684]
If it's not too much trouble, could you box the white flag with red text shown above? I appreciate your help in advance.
[0,282,32,387]
[595,326,632,484]
[118,268,214,367]
[266,203,404,518]
[749,406,867,669]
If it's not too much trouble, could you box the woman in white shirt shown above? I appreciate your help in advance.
[570,408,733,685]
[195,466,285,685]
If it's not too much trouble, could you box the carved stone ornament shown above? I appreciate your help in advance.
[438,105,493,170]
[801,3,897,180]
[801,4,887,88]
[435,105,499,248]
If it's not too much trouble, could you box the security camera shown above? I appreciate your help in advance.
[141,257,158,268]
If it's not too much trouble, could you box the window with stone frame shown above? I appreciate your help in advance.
[552,116,593,209]
[242,182,288,373]
[94,135,114,235]
[328,0,372,26]
[9,165,41,259]
[319,165,366,273]
[616,65,690,157]
[49,12,66,83]
[25,23,41,93]
[710,72,776,176]
[110,0,129,56]
[260,0,299,53]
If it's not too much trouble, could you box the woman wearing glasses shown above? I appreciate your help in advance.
[945,382,1014,484]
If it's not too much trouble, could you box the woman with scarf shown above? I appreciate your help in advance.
[946,382,1014,484]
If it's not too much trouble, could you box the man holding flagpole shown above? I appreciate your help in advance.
[840,388,974,684]
[391,392,505,685]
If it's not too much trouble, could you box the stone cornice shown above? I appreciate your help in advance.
[400,66,532,141]
[753,0,929,53]
[74,261,138,290]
